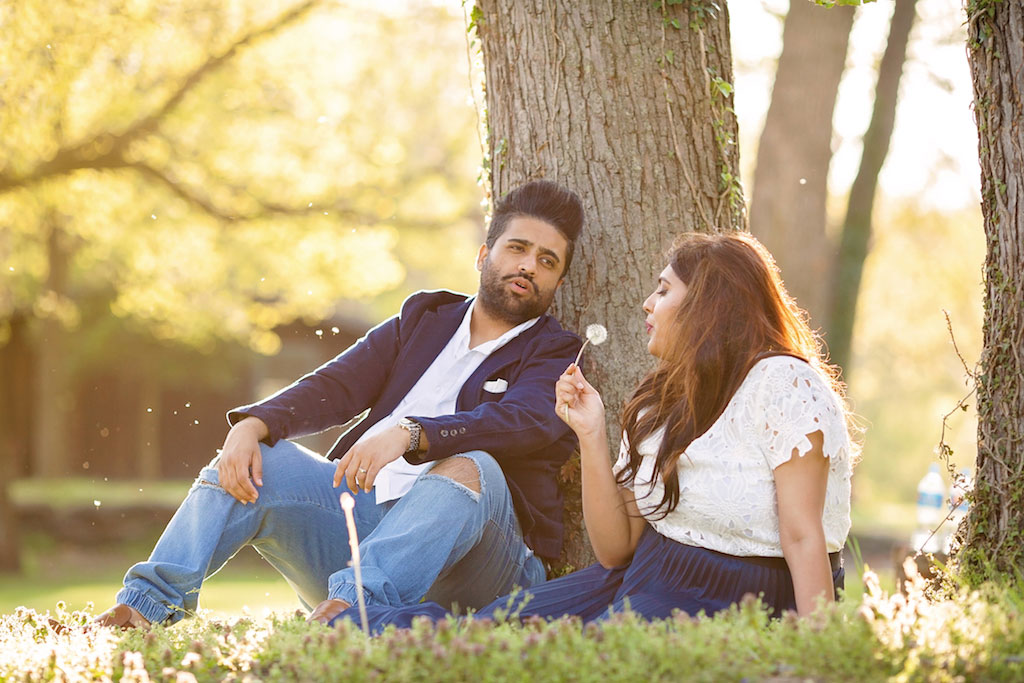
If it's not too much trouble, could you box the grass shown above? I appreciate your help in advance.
[0,510,1005,680]
[10,478,194,509]
[0,533,300,619]
[3,568,1023,682]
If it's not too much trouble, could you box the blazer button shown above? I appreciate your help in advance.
[459,427,466,434]
[440,429,449,437]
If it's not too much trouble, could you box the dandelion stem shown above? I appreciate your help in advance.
[572,339,592,368]
[340,493,370,641]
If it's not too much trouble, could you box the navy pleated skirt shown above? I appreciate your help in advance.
[347,524,845,632]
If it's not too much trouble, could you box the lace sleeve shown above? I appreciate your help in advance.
[751,357,849,470]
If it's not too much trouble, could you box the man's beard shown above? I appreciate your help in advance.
[476,259,555,325]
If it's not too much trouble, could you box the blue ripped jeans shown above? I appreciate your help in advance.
[115,441,546,624]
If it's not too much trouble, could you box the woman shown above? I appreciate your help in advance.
[346,232,853,629]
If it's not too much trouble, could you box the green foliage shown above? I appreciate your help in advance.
[0,0,482,356]
[707,73,743,224]
[6,571,1024,682]
[653,1,721,32]
[848,202,983,521]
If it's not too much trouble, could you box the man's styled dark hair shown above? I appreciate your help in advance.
[485,180,584,275]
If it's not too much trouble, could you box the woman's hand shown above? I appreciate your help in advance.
[555,364,606,440]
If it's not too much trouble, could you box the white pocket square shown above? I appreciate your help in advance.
[483,378,508,393]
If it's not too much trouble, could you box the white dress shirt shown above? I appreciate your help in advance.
[356,298,538,503]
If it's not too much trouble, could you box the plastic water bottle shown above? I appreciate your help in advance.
[912,464,946,553]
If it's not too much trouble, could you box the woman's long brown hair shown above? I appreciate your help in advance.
[617,231,844,518]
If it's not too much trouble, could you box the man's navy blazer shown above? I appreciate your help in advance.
[229,289,582,561]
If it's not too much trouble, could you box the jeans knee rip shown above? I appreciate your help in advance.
[421,472,482,502]
[193,467,223,491]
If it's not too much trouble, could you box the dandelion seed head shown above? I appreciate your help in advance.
[585,324,608,346]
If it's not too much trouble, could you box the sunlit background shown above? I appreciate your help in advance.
[0,0,982,614]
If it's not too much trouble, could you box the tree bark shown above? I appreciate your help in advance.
[749,0,854,332]
[33,220,75,478]
[960,0,1024,580]
[0,313,32,572]
[476,0,742,569]
[828,0,918,374]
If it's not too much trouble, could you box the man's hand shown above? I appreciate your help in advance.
[216,417,269,504]
[334,426,410,494]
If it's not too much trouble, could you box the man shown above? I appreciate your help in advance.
[92,180,584,629]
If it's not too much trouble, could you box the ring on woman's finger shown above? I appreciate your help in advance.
[358,467,367,474]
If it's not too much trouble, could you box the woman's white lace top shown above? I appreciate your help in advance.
[613,356,852,557]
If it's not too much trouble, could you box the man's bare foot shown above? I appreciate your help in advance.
[307,598,351,625]
[91,604,152,631]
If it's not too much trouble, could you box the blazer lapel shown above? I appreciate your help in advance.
[457,316,545,409]
[387,298,470,404]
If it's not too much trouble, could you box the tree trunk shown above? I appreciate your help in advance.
[828,0,918,374]
[0,313,32,572]
[476,0,742,569]
[960,0,1024,580]
[749,0,854,332]
[33,220,75,478]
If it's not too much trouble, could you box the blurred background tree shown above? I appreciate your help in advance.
[735,0,983,534]
[0,0,483,475]
[0,0,484,570]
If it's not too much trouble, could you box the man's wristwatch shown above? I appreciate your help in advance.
[397,418,422,454]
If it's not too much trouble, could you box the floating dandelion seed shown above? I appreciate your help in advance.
[93,500,101,508]
[340,493,371,640]
[331,326,340,334]
[315,329,324,338]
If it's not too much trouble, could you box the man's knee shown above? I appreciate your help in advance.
[431,456,482,494]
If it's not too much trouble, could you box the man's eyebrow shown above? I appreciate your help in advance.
[507,238,562,263]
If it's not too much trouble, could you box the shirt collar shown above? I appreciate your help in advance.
[455,298,539,356]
